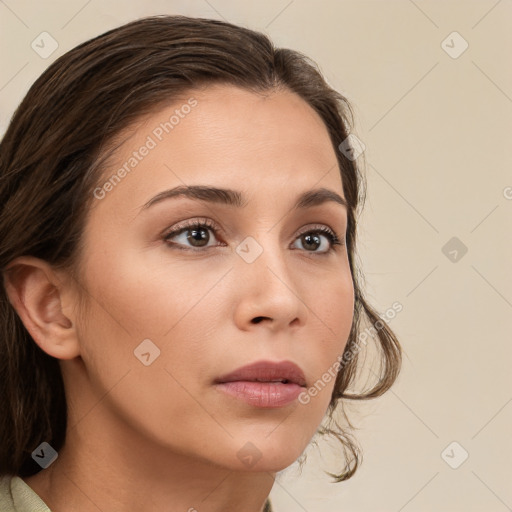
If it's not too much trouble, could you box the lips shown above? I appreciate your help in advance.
[214,360,307,387]
[214,361,308,408]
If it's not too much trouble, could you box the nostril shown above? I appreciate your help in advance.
[252,316,267,324]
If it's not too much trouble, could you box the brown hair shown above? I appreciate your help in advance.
[0,14,401,481]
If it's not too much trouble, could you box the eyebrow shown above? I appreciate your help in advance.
[140,185,348,212]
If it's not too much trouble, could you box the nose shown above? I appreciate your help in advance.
[232,234,308,333]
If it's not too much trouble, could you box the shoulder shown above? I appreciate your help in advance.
[0,475,16,510]
[0,474,52,512]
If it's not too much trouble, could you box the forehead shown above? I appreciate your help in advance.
[181,84,336,164]
[91,84,343,216]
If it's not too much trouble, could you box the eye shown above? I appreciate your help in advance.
[291,225,344,254]
[163,218,223,250]
[163,219,344,254]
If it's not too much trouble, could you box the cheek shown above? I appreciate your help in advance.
[323,275,354,338]
[75,246,227,394]
[299,272,354,411]
[80,244,219,339]
[72,255,221,450]
[308,266,354,350]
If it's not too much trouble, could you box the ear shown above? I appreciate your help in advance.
[3,256,80,360]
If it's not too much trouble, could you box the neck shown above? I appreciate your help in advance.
[24,406,275,512]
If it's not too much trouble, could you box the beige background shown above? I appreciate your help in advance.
[1,1,511,511]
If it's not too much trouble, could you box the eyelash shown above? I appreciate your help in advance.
[162,217,345,255]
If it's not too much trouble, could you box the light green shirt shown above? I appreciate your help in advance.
[0,474,273,511]
[0,475,51,511]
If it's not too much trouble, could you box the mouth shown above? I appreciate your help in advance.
[213,360,307,408]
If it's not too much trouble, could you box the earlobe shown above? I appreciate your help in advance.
[3,256,80,360]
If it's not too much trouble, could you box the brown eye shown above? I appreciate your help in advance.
[292,226,343,254]
[163,219,223,251]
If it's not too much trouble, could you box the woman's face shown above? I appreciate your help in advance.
[68,84,354,472]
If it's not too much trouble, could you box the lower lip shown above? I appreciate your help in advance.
[215,381,304,408]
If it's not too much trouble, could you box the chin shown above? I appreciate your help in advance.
[244,451,304,473]
[223,430,313,473]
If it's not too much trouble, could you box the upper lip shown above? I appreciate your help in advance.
[214,360,307,387]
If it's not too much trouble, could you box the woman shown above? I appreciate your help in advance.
[0,15,401,512]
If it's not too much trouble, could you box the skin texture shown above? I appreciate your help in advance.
[6,84,354,512]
